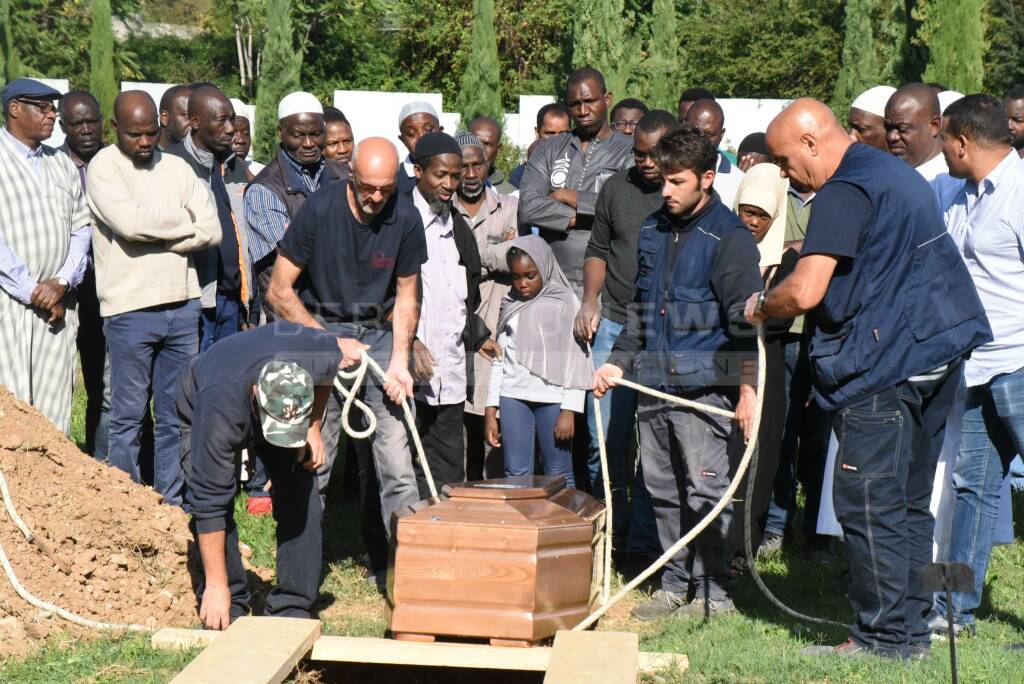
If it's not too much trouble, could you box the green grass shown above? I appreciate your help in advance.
[5,380,1024,682]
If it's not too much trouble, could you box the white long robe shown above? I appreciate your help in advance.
[0,136,90,433]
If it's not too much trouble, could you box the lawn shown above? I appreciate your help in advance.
[3,382,1024,682]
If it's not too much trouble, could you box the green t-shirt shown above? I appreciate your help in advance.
[784,192,814,334]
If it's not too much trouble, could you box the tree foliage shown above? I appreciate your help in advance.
[254,0,301,161]
[916,0,984,93]
[982,0,1024,95]
[454,0,503,123]
[640,0,679,111]
[570,0,643,101]
[1,0,21,81]
[674,0,845,102]
[90,0,117,125]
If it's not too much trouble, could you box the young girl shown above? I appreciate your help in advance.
[484,236,593,487]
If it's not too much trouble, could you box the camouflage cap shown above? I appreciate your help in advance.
[256,361,314,448]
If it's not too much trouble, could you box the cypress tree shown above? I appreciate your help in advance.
[254,0,302,162]
[89,0,117,126]
[571,0,641,100]
[644,0,678,110]
[832,0,882,110]
[917,0,984,92]
[455,0,503,123]
[1,0,22,81]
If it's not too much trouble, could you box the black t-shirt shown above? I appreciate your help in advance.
[801,181,872,259]
[584,168,665,324]
[277,186,428,325]
[178,322,342,533]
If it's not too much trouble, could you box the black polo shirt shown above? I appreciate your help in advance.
[277,186,427,325]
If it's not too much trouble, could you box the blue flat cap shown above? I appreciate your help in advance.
[2,78,63,108]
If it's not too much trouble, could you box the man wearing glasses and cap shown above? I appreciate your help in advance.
[0,78,92,434]
[177,321,343,629]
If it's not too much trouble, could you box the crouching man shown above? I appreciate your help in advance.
[593,123,761,620]
[177,321,343,628]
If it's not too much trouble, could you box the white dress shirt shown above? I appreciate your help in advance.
[943,150,1024,387]
[412,187,468,405]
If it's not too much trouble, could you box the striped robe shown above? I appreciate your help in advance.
[0,135,90,433]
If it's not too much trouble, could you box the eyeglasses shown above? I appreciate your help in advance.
[612,120,641,132]
[351,177,396,197]
[16,99,58,115]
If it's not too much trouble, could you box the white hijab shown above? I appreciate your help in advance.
[734,163,790,269]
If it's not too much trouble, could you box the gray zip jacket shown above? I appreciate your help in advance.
[518,130,633,297]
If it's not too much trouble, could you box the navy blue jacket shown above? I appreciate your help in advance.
[622,195,762,394]
[807,144,992,409]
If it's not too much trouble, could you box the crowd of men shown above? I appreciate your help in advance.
[1,67,1022,661]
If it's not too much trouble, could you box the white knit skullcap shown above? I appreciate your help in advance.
[398,101,439,127]
[277,91,323,121]
[938,90,965,113]
[850,85,897,118]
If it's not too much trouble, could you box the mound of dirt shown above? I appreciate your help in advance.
[0,388,197,657]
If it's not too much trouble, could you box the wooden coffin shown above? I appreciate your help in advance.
[386,475,606,643]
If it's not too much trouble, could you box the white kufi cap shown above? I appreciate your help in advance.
[938,90,965,113]
[398,101,439,128]
[277,91,323,121]
[851,85,897,118]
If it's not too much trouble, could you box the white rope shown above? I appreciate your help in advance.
[0,470,148,632]
[575,324,766,630]
[334,351,439,500]
[592,397,613,604]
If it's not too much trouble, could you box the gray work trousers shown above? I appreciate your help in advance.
[319,323,420,538]
[638,392,735,601]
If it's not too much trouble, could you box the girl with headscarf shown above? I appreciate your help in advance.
[730,163,801,560]
[484,236,594,487]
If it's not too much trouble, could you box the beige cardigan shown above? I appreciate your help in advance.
[87,146,221,317]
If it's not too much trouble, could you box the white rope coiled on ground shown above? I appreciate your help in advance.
[0,470,148,632]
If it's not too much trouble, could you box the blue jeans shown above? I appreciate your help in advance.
[199,293,241,352]
[585,318,658,554]
[832,360,962,654]
[934,365,1024,626]
[105,299,201,506]
[500,397,575,487]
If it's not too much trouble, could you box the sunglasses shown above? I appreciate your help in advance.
[16,99,58,115]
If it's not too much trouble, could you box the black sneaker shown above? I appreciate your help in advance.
[630,590,688,621]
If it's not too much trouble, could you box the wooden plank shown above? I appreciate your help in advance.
[543,630,638,684]
[309,635,552,671]
[154,628,687,676]
[170,616,320,684]
[152,628,220,651]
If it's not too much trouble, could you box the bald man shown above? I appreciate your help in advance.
[884,83,948,180]
[58,90,108,456]
[684,99,744,207]
[158,84,192,151]
[166,85,257,351]
[748,99,991,659]
[87,90,221,505]
[269,137,426,570]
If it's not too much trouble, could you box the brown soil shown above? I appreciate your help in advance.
[0,388,197,658]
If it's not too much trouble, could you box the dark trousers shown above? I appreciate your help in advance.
[187,444,323,619]
[76,267,108,457]
[199,292,242,352]
[731,335,785,552]
[464,413,503,480]
[414,401,466,499]
[639,393,735,601]
[105,300,201,506]
[253,254,276,324]
[833,360,962,654]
